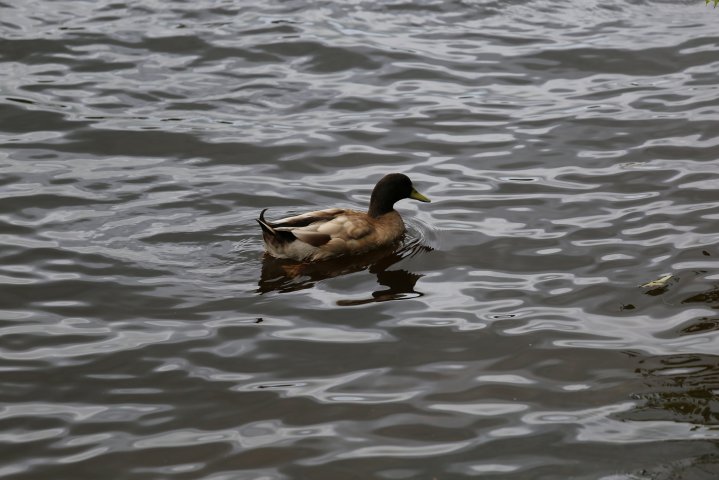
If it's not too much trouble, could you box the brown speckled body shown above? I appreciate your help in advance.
[261,208,405,261]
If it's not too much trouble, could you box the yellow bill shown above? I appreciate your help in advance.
[410,188,431,203]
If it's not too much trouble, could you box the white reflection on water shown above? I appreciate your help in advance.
[524,401,719,443]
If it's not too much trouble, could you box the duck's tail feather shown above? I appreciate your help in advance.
[257,209,275,235]
[257,209,296,244]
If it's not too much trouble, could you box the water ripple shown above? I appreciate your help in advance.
[2,0,719,478]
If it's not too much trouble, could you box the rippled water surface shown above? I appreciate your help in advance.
[2,1,719,478]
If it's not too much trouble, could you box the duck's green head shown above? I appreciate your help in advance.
[368,173,430,217]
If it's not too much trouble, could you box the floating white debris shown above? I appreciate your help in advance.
[640,274,673,288]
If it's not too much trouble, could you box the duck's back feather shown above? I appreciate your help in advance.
[271,208,345,228]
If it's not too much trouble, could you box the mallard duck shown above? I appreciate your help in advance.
[257,173,430,261]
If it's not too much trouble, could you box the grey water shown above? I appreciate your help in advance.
[2,1,719,479]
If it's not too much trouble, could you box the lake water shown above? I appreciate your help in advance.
[2,1,719,479]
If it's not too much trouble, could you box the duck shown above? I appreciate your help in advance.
[257,173,430,262]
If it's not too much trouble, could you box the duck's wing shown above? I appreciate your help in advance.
[258,208,382,260]
[323,214,373,240]
[270,208,346,228]
[258,208,349,249]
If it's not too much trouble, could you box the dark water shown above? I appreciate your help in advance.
[2,1,719,478]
